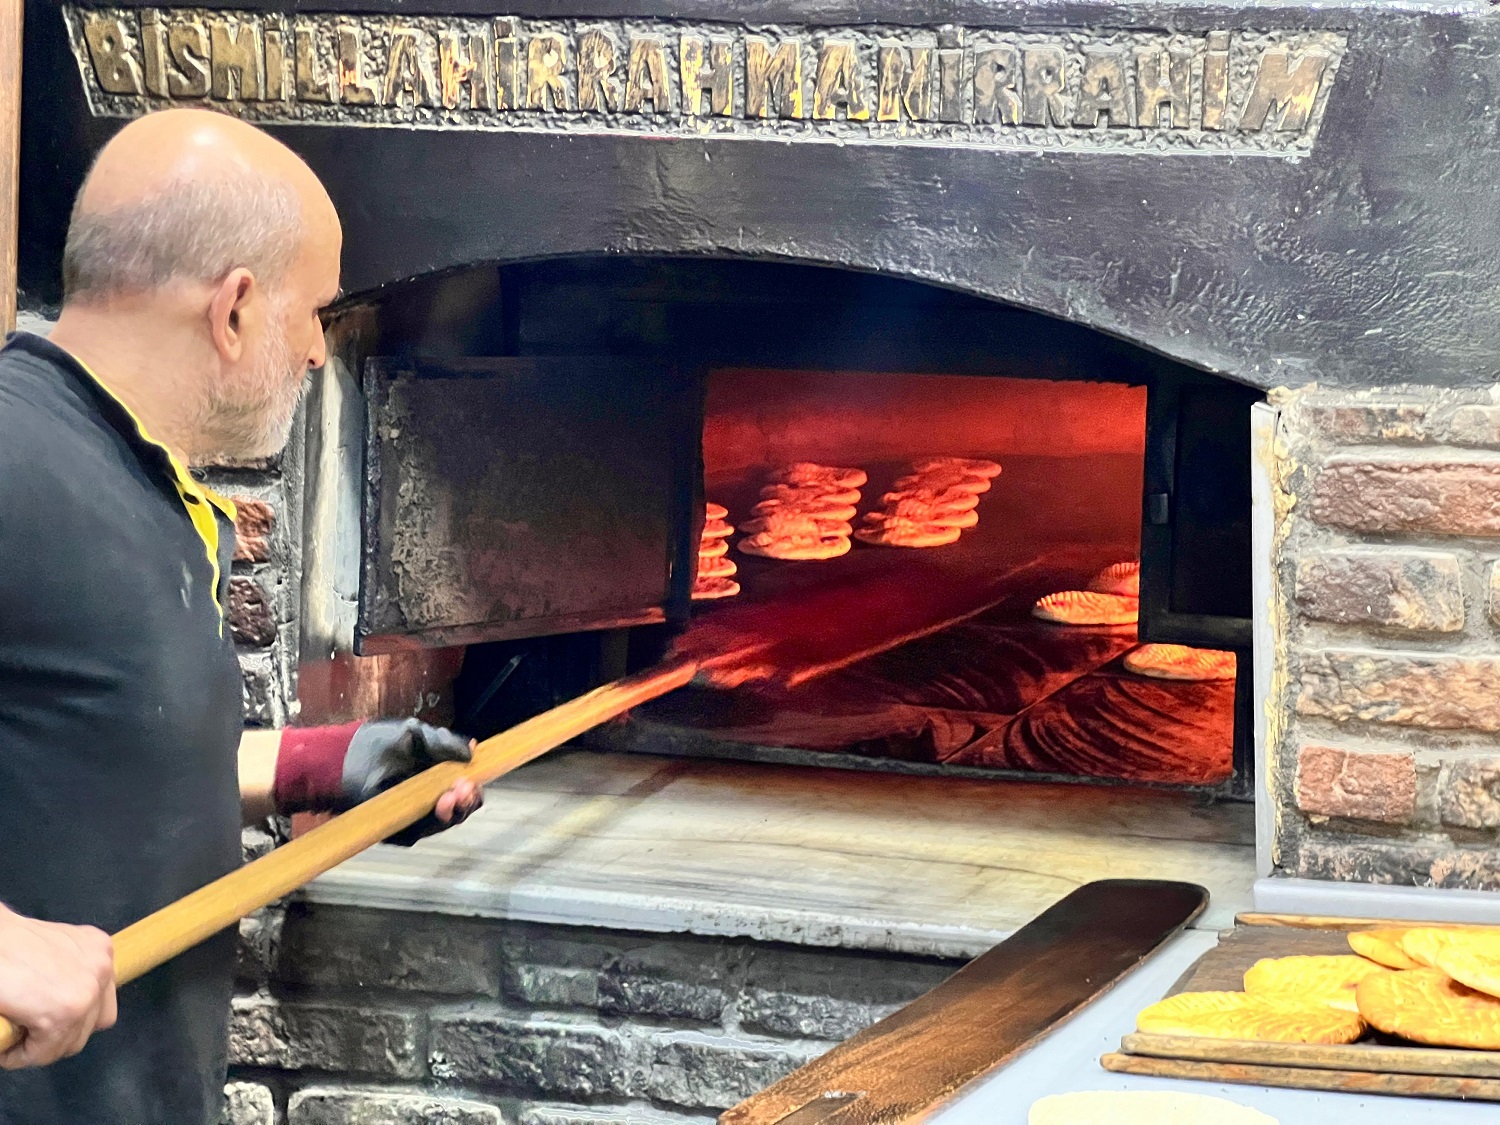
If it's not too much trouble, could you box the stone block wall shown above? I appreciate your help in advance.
[1271,385,1500,886]
[221,903,961,1125]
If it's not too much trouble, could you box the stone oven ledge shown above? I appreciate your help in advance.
[300,749,1255,958]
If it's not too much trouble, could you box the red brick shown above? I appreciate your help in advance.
[1310,457,1500,536]
[231,497,274,564]
[1295,743,1416,824]
[1298,650,1500,732]
[1303,402,1430,444]
[228,576,277,648]
[1294,550,1464,632]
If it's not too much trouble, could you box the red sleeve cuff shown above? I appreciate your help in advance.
[272,721,361,813]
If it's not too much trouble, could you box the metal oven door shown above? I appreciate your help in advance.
[357,356,700,655]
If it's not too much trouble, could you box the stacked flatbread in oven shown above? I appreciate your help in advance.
[854,457,1001,548]
[737,463,865,561]
[1032,560,1141,627]
[1032,560,1237,681]
[692,501,739,599]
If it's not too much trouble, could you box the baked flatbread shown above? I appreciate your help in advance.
[1418,929,1500,1000]
[739,535,852,561]
[1349,928,1424,971]
[691,576,740,600]
[766,462,868,489]
[1088,560,1141,597]
[1137,991,1364,1044]
[752,498,859,521]
[758,483,862,506]
[912,456,1002,479]
[865,503,978,530]
[853,521,963,548]
[1243,955,1390,1014]
[893,471,990,495]
[1124,644,1236,682]
[697,537,729,560]
[704,502,729,521]
[1400,928,1462,969]
[741,515,852,538]
[1357,967,1500,1049]
[701,518,734,540]
[696,554,737,580]
[1032,590,1139,626]
[879,487,981,512]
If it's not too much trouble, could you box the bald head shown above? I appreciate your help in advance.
[63,109,338,303]
[51,109,342,463]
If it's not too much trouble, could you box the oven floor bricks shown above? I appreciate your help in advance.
[1273,384,1500,888]
[221,903,961,1124]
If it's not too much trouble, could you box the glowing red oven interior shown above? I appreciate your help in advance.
[629,370,1230,785]
[350,259,1258,793]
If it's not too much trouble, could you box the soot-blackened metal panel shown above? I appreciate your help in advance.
[359,357,696,654]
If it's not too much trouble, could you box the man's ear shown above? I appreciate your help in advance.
[208,268,257,362]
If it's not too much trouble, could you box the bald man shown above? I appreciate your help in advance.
[0,110,480,1124]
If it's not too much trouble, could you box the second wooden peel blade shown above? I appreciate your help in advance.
[720,879,1208,1125]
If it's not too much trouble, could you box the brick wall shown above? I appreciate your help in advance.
[1271,385,1500,886]
[202,435,304,732]
[220,903,961,1125]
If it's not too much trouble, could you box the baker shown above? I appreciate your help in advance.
[0,109,482,1123]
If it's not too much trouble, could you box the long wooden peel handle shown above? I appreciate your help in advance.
[0,657,697,1055]
[0,0,22,336]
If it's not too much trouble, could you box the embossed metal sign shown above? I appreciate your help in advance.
[65,7,1346,155]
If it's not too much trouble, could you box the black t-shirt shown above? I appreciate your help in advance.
[0,333,243,1125]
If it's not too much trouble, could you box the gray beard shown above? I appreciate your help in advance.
[198,323,306,461]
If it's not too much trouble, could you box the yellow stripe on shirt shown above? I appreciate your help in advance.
[63,353,236,627]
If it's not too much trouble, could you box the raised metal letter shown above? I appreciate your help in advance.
[812,40,869,121]
[624,35,670,114]
[83,13,144,95]
[1238,48,1330,132]
[876,42,931,122]
[746,36,803,120]
[681,35,733,117]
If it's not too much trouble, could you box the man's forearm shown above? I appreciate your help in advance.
[236,722,481,834]
[237,729,281,825]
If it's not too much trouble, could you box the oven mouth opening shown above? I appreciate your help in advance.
[603,367,1235,790]
[343,257,1258,796]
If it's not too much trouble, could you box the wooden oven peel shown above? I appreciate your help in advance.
[721,879,1208,1124]
[0,656,702,1055]
[0,0,20,335]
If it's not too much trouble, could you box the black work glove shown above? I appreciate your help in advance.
[344,719,481,846]
[274,717,483,846]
